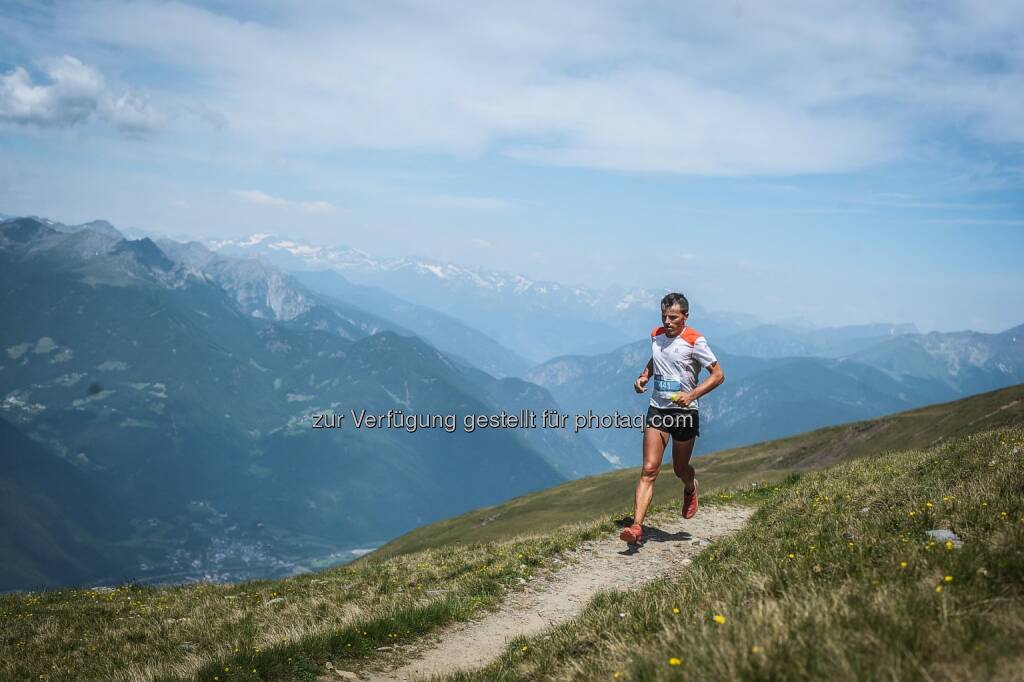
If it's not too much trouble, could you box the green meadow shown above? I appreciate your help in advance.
[1,384,1021,681]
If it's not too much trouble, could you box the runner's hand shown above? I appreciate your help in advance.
[673,391,695,407]
[634,376,649,393]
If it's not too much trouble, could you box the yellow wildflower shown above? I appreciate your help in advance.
[713,614,726,624]
[944,575,953,583]
[668,657,682,666]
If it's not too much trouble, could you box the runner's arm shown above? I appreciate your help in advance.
[634,358,653,393]
[688,336,723,401]
[687,361,724,402]
[675,358,724,405]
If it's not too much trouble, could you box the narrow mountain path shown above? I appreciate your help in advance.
[322,505,754,682]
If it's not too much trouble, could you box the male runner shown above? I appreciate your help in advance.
[620,292,725,545]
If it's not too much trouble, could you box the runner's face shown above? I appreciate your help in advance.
[662,305,687,336]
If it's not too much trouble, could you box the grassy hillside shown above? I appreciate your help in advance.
[366,383,1024,561]
[0,387,1020,681]
[0,502,623,681]
[453,425,1024,680]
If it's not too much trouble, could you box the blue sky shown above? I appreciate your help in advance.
[1,0,1022,333]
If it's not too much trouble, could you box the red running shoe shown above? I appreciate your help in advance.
[682,479,699,519]
[619,523,643,544]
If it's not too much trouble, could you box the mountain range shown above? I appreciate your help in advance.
[208,232,761,363]
[0,216,608,591]
[2,215,1022,592]
[208,230,1023,464]
[527,325,1023,462]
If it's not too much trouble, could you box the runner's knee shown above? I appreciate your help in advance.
[640,464,660,481]
[673,462,694,479]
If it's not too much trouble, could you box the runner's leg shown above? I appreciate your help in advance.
[633,424,669,525]
[671,436,697,493]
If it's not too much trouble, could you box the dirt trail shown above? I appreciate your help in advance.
[321,505,753,682]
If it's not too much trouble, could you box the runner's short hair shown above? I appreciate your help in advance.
[661,292,689,314]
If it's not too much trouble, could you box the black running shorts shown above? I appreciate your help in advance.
[645,405,700,441]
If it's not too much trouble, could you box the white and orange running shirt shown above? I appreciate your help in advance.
[649,325,718,410]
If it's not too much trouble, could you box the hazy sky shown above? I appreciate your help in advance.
[1,1,1022,333]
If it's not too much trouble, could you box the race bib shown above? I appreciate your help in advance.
[651,376,683,401]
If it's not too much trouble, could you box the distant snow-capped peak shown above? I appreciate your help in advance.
[208,233,272,249]
[203,232,648,310]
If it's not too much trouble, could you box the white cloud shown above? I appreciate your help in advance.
[299,200,336,214]
[0,56,102,127]
[234,189,337,213]
[99,90,165,135]
[498,68,893,174]
[0,54,163,134]
[235,189,288,207]
[468,238,493,248]
[4,1,1021,178]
